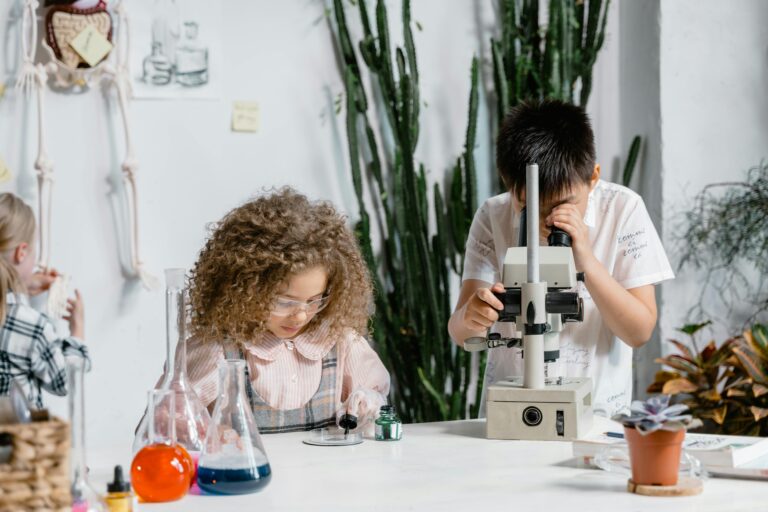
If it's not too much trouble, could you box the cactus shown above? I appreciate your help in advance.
[492,0,610,117]
[622,135,642,187]
[331,0,483,422]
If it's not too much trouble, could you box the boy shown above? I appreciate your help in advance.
[448,100,674,417]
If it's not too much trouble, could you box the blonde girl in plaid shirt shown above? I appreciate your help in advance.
[0,193,89,409]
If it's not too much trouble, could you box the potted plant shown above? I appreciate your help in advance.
[613,395,702,486]
[649,323,768,436]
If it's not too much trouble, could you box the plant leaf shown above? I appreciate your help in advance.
[698,405,728,425]
[698,388,722,402]
[700,341,717,363]
[656,355,702,376]
[753,383,768,398]
[750,406,768,422]
[746,324,768,361]
[727,388,747,397]
[647,371,680,393]
[732,346,767,384]
[416,367,449,419]
[708,338,738,367]
[678,321,712,336]
[662,378,698,395]
[667,339,694,360]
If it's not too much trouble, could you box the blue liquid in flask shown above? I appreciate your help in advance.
[197,463,272,495]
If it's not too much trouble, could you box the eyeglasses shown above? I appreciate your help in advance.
[270,294,331,317]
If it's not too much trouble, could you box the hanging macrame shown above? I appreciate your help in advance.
[15,0,157,293]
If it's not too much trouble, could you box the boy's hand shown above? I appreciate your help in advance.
[546,204,594,270]
[27,268,59,296]
[63,290,85,339]
[461,282,504,332]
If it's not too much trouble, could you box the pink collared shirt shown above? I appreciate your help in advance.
[186,322,390,411]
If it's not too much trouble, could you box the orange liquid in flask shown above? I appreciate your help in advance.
[131,443,194,502]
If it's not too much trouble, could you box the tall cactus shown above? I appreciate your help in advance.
[332,0,483,422]
[493,0,610,115]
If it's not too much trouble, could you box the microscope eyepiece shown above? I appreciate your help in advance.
[547,226,571,247]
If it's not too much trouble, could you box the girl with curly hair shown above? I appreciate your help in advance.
[183,188,389,434]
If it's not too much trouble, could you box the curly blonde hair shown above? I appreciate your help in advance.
[189,187,372,344]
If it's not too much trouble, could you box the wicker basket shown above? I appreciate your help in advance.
[0,418,71,512]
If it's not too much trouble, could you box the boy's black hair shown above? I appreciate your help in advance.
[496,99,596,200]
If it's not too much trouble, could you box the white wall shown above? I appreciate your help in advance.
[658,1,768,345]
[0,0,626,452]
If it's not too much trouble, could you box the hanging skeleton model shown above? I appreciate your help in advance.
[15,0,157,290]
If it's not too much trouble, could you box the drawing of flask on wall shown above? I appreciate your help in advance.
[175,21,209,86]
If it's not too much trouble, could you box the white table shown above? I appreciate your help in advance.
[91,419,766,511]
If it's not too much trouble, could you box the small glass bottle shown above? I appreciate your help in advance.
[105,466,133,512]
[175,21,209,86]
[131,390,194,503]
[142,42,172,85]
[197,360,272,495]
[67,356,109,512]
[133,269,210,467]
[375,405,402,441]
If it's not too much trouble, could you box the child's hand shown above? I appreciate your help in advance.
[63,290,85,339]
[460,283,504,332]
[339,388,385,431]
[546,204,594,270]
[26,268,59,296]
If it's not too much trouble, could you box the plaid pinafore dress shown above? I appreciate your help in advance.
[230,345,339,434]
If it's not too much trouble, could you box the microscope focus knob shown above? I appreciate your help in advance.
[562,297,585,323]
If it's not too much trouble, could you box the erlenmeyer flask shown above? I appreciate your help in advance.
[67,356,108,512]
[133,269,210,462]
[131,390,194,502]
[197,360,272,495]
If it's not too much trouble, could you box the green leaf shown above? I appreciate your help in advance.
[417,367,449,420]
[679,321,712,336]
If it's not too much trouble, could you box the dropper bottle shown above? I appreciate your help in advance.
[105,465,133,512]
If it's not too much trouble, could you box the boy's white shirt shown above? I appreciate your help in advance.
[462,180,674,418]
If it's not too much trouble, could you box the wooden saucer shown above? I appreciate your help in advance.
[627,477,703,497]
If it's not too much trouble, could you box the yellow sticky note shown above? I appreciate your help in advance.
[69,24,113,67]
[0,157,12,184]
[0,83,6,100]
[232,101,260,133]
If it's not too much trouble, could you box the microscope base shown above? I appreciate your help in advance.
[486,377,593,441]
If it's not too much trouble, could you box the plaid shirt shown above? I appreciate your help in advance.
[0,293,90,409]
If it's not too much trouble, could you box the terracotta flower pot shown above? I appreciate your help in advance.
[624,426,685,486]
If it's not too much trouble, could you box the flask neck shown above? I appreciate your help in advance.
[218,360,247,404]
[164,286,189,386]
[67,357,88,486]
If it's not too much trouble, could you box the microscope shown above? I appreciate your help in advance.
[465,164,593,441]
